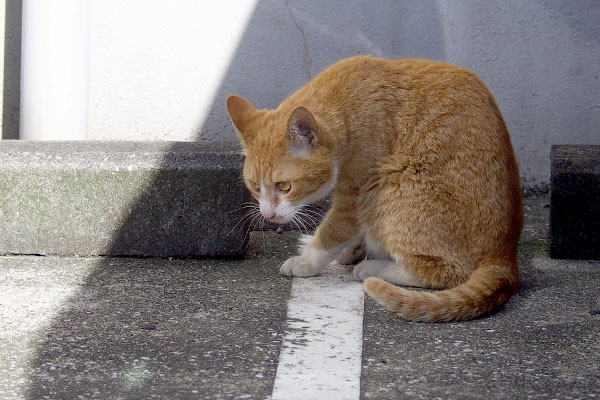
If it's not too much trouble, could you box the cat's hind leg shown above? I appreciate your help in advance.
[353,259,426,288]
[335,236,366,265]
[401,254,473,289]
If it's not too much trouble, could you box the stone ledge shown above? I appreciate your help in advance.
[550,144,600,260]
[0,140,250,257]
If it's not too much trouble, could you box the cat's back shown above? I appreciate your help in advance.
[313,55,462,78]
[314,56,523,247]
[308,56,484,91]
[290,56,495,121]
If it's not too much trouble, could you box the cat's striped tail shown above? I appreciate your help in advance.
[363,257,519,322]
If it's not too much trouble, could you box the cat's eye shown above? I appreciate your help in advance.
[249,181,260,192]
[276,181,291,193]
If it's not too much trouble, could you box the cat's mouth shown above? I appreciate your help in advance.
[259,199,296,225]
[262,204,324,233]
[266,215,291,225]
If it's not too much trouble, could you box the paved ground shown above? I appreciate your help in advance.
[1,193,599,399]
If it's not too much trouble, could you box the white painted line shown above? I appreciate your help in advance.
[271,264,364,400]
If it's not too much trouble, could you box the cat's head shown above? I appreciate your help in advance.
[226,95,337,224]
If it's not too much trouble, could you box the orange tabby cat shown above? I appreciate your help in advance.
[226,56,523,322]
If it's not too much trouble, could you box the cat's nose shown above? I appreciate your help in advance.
[262,210,276,220]
[259,200,277,220]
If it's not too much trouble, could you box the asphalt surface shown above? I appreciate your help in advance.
[1,193,599,399]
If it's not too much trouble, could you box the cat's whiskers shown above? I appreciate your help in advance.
[300,207,326,223]
[289,215,311,237]
[292,210,319,232]
[295,204,339,233]
[234,203,264,250]
[261,215,276,254]
[297,205,323,217]
[228,203,260,236]
[291,214,312,236]
[287,206,314,234]
[226,202,259,214]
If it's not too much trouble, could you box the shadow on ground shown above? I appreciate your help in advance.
[23,232,295,399]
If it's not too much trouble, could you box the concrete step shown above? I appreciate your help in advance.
[0,141,250,257]
[550,145,600,259]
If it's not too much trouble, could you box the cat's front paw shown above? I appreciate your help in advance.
[280,256,322,277]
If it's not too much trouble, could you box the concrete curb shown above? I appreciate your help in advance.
[550,145,600,260]
[0,141,251,257]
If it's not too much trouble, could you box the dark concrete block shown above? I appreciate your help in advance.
[550,145,600,259]
[0,141,251,257]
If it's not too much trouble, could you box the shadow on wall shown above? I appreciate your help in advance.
[195,0,445,140]
[2,0,21,139]
[23,1,446,397]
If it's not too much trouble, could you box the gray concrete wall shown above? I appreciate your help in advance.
[2,1,599,188]
[197,0,600,189]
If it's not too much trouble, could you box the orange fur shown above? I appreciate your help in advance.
[226,56,523,322]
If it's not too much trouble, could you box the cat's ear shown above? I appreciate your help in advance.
[226,95,257,144]
[286,107,319,157]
